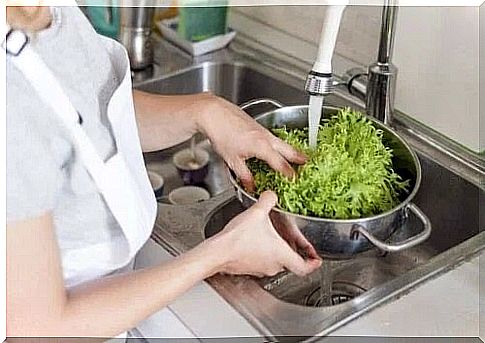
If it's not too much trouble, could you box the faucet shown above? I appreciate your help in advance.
[305,4,347,98]
[306,0,399,125]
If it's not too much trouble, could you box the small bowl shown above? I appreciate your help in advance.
[168,186,211,205]
[147,170,164,198]
[173,147,210,185]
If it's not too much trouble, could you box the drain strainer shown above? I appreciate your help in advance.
[305,281,366,307]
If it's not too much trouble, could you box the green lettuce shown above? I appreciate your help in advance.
[247,107,409,219]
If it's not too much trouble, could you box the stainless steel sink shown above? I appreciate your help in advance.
[136,62,309,112]
[203,151,482,307]
[137,52,484,340]
[135,61,355,116]
[204,197,433,307]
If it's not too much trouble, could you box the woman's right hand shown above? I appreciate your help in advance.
[207,191,322,277]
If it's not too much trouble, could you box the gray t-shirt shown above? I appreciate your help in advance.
[7,6,128,282]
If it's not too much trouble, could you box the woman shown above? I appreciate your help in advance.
[5,3,322,338]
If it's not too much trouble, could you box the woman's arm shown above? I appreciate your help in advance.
[133,90,211,152]
[133,91,308,191]
[7,212,220,337]
[7,192,320,337]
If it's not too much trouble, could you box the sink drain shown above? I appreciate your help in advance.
[305,281,366,307]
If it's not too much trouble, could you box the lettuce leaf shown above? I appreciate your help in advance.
[247,107,410,219]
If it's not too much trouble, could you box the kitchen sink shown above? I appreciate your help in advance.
[137,56,484,339]
[136,62,309,114]
[203,152,482,308]
[205,197,432,307]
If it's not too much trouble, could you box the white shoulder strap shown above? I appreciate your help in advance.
[5,29,110,187]
[7,32,80,125]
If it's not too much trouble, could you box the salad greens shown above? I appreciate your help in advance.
[247,107,409,219]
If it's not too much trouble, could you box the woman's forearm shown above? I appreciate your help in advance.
[58,240,222,337]
[7,214,226,338]
[133,90,216,152]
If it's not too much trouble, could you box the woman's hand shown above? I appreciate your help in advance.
[270,212,320,261]
[134,91,306,185]
[196,94,307,191]
[206,191,322,277]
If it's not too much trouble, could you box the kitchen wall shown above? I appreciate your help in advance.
[229,5,483,153]
[229,5,381,72]
[393,6,481,153]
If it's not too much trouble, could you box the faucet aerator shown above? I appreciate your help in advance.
[305,71,334,96]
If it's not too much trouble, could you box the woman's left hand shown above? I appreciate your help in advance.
[197,94,307,191]
[270,212,320,261]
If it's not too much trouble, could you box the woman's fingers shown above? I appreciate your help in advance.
[254,135,307,178]
[289,226,321,261]
[271,137,308,165]
[301,242,321,261]
[232,159,255,192]
[255,146,296,179]
[278,242,321,276]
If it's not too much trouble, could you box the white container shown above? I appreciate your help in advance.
[168,186,210,205]
[157,17,237,56]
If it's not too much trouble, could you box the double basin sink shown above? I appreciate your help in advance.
[136,59,484,340]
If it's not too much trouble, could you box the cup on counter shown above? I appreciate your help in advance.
[168,186,210,205]
[147,170,164,198]
[172,147,210,185]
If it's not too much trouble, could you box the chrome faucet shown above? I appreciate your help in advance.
[306,0,399,125]
[355,0,398,125]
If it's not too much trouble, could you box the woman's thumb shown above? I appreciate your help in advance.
[254,191,278,213]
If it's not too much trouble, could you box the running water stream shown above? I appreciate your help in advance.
[308,95,333,305]
[308,95,325,149]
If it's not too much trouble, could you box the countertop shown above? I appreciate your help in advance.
[330,254,482,337]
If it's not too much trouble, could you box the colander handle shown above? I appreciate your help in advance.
[350,203,432,252]
[239,98,285,111]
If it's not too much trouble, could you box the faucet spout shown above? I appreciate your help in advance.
[305,3,348,96]
[377,0,398,64]
[343,0,399,125]
[366,0,399,125]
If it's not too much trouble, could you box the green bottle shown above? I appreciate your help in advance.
[177,0,228,42]
[85,1,120,40]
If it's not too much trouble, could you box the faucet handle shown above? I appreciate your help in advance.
[341,67,368,101]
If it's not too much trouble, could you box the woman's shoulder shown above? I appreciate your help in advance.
[6,3,121,164]
[30,5,117,86]
[59,5,101,39]
[6,64,70,222]
[6,61,72,163]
